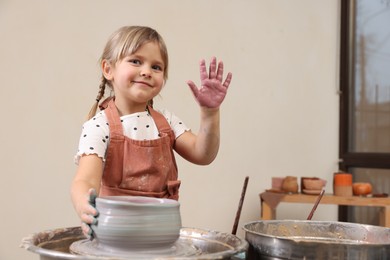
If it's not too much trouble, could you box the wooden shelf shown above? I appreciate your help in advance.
[260,192,390,227]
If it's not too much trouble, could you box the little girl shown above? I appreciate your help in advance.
[71,26,232,236]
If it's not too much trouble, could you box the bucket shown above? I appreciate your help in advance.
[243,220,390,259]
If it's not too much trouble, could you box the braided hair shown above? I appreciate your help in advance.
[87,77,107,120]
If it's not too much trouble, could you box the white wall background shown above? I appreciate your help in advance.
[0,0,340,259]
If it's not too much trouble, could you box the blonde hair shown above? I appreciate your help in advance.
[87,26,169,120]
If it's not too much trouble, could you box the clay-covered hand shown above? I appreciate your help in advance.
[80,188,98,238]
[187,57,232,109]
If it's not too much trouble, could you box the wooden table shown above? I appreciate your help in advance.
[260,192,390,227]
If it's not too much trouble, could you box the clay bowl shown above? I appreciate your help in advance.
[353,182,372,196]
[91,196,181,250]
[303,178,326,190]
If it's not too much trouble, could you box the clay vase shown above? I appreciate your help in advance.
[91,196,181,250]
[281,176,299,193]
[333,172,353,196]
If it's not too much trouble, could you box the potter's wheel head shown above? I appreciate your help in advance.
[22,226,248,260]
[70,238,200,258]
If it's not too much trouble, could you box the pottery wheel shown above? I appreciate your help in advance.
[70,237,201,258]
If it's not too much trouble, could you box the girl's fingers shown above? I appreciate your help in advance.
[216,61,224,82]
[223,72,233,89]
[208,57,217,79]
[199,59,208,81]
[187,80,199,99]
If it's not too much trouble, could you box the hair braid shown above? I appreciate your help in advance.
[147,99,154,108]
[87,77,107,120]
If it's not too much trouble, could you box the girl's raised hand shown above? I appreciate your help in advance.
[187,57,232,109]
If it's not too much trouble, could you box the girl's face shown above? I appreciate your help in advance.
[103,41,165,112]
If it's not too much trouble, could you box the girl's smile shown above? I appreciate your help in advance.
[132,80,154,88]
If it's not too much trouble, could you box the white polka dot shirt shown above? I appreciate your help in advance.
[74,109,189,164]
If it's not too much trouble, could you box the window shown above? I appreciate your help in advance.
[339,0,390,225]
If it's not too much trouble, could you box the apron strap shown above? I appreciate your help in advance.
[147,105,175,145]
[99,97,123,139]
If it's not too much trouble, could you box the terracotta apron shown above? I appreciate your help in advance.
[99,99,181,200]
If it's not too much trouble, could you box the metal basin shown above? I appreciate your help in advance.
[21,226,248,260]
[243,220,390,260]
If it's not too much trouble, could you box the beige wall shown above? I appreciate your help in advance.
[1,0,340,259]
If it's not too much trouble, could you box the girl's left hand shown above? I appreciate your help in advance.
[187,57,232,109]
[80,188,98,238]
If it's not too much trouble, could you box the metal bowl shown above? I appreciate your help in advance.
[243,220,390,259]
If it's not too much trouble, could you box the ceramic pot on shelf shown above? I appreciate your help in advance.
[282,176,299,193]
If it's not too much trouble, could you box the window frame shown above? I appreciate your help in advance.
[339,0,390,221]
[339,0,390,172]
